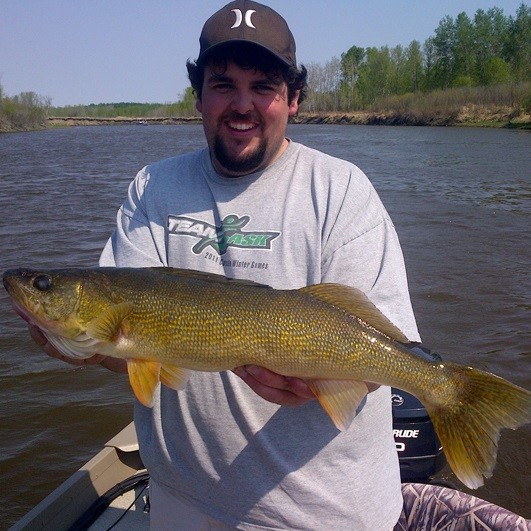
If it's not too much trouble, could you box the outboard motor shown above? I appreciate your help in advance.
[391,345,446,483]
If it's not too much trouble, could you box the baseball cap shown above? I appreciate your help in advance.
[197,0,297,67]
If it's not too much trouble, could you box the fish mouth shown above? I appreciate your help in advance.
[9,295,42,328]
[3,269,48,329]
[3,269,35,302]
[2,269,18,296]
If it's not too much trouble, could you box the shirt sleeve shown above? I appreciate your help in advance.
[321,170,421,343]
[99,167,167,268]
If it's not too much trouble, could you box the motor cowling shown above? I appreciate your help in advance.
[392,345,446,483]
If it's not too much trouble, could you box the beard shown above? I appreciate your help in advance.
[213,135,268,175]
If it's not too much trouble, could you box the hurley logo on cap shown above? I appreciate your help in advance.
[230,8,256,28]
[197,0,297,67]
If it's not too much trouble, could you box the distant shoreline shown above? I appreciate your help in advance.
[45,108,530,129]
[46,116,202,127]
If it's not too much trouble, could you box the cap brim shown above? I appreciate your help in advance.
[197,40,294,67]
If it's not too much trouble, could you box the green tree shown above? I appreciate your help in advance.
[453,12,475,83]
[473,8,509,84]
[431,15,456,88]
[506,3,531,81]
[358,46,393,105]
[422,36,437,90]
[340,45,364,109]
[390,44,408,94]
[485,56,512,84]
[404,40,424,92]
[0,89,50,131]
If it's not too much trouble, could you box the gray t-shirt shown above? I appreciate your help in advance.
[100,141,420,530]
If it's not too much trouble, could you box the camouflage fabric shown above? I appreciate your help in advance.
[394,483,530,530]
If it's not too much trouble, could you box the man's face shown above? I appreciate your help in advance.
[196,60,300,177]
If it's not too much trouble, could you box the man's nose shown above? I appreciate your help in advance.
[230,89,254,114]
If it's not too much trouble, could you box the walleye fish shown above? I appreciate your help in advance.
[3,267,530,489]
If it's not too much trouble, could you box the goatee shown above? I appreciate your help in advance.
[213,136,267,175]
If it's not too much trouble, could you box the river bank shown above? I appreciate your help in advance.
[45,116,202,127]
[43,104,530,130]
[0,106,528,133]
[293,105,530,128]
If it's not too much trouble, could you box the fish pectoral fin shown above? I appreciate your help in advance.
[86,302,134,342]
[308,379,369,431]
[126,359,161,407]
[160,364,191,391]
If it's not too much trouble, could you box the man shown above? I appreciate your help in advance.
[31,1,420,528]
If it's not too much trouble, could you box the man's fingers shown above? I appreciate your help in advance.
[233,365,381,407]
[245,365,314,398]
[28,324,48,347]
[233,365,315,406]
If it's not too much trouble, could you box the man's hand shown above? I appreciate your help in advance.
[233,365,315,406]
[28,324,127,374]
[233,365,381,406]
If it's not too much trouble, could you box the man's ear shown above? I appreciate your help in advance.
[288,90,300,117]
[195,98,202,113]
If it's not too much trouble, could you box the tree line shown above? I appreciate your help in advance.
[304,4,530,112]
[1,4,529,131]
[0,86,51,131]
[47,87,198,119]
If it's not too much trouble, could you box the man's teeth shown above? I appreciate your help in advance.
[229,122,255,131]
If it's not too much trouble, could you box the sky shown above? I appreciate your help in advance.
[0,0,526,107]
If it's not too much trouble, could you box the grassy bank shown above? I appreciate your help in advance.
[295,82,531,128]
[46,103,529,129]
[292,105,529,128]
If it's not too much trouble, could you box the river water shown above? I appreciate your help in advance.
[0,124,529,526]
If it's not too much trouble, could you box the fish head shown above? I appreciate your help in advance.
[3,268,89,338]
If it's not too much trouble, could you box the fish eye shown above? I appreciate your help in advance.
[33,275,52,291]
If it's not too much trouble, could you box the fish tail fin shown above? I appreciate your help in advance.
[426,362,530,489]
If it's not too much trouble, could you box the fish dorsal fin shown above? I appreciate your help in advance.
[127,359,161,407]
[86,302,134,342]
[148,267,272,289]
[307,379,369,431]
[160,364,191,391]
[299,284,408,343]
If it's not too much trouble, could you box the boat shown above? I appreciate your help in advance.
[11,422,149,530]
[11,386,530,530]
